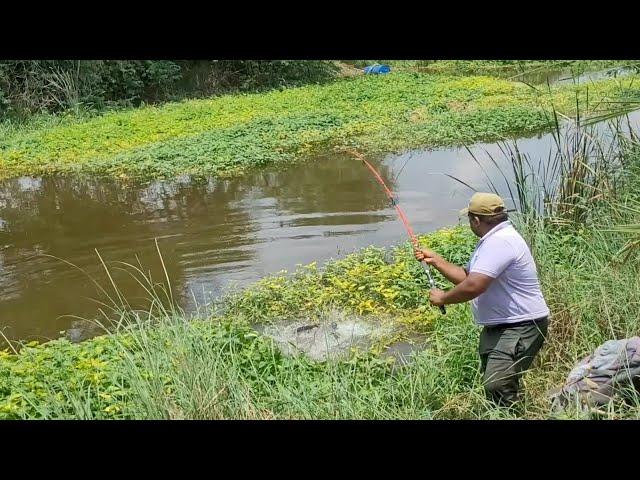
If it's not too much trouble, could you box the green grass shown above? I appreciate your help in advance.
[0,315,490,420]
[1,71,638,180]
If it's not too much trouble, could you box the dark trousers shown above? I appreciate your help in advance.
[479,318,548,407]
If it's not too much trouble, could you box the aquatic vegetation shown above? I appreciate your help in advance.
[2,72,637,180]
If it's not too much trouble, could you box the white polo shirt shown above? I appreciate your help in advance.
[466,221,550,326]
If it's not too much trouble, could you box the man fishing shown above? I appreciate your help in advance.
[415,192,550,407]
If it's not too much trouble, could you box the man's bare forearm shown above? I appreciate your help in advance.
[438,273,493,305]
[441,281,481,304]
[432,258,467,285]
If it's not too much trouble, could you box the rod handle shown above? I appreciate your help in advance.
[421,261,446,315]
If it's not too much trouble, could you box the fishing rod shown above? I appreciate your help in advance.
[345,148,446,314]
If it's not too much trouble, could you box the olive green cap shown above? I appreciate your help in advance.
[459,192,506,216]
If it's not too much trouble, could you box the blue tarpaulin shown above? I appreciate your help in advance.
[363,64,391,75]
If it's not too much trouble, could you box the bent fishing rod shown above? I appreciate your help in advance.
[346,148,446,314]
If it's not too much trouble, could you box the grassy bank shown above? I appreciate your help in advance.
[1,71,638,180]
[0,316,485,420]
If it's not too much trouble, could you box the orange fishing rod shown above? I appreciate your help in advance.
[347,149,446,314]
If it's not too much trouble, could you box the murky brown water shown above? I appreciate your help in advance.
[2,109,639,344]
